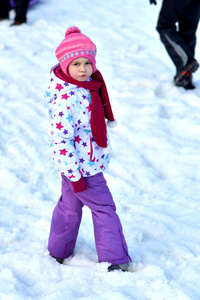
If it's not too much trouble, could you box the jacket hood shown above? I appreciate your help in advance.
[44,64,77,104]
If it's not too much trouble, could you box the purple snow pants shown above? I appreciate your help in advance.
[48,172,131,265]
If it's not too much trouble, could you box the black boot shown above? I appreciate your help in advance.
[52,256,64,264]
[174,59,199,89]
[108,263,129,272]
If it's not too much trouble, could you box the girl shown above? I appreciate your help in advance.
[44,26,131,272]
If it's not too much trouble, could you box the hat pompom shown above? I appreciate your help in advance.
[65,26,81,37]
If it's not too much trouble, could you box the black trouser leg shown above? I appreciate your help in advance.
[14,0,29,23]
[0,0,10,19]
[156,0,199,73]
[179,0,200,59]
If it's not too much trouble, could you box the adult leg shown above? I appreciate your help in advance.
[76,173,131,266]
[156,0,193,73]
[0,0,10,19]
[14,0,29,23]
[174,0,200,90]
[48,175,83,259]
[179,0,200,58]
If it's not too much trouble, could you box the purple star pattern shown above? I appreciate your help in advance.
[59,111,64,117]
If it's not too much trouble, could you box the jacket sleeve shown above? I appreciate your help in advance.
[48,95,81,182]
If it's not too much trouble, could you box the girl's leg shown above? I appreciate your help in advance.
[48,175,83,259]
[76,173,131,265]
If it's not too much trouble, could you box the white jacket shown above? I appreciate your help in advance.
[44,68,110,181]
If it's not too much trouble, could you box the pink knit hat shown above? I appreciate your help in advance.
[55,26,97,75]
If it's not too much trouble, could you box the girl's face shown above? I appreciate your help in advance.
[68,57,93,81]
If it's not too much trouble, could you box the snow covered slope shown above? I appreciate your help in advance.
[0,0,200,299]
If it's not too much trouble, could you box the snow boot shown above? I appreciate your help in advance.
[52,256,64,264]
[108,263,129,272]
[174,59,199,89]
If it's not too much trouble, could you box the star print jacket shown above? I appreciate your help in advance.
[44,68,111,182]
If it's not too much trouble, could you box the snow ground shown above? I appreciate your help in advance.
[1,0,200,299]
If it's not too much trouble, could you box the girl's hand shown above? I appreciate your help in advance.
[71,176,88,193]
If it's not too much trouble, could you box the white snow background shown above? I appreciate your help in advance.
[1,0,200,299]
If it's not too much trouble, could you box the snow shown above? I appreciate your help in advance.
[1,0,200,299]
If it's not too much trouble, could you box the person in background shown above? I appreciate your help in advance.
[0,0,29,25]
[44,26,131,272]
[150,0,200,89]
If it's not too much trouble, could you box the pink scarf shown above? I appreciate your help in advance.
[55,66,115,148]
